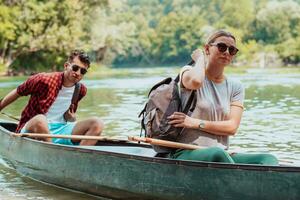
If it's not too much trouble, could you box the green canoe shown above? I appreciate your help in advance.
[0,121,299,200]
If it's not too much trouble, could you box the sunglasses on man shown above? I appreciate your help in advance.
[70,64,88,75]
[210,42,239,56]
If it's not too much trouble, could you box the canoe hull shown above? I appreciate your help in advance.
[0,122,300,200]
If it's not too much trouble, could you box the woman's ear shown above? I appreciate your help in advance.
[204,44,210,55]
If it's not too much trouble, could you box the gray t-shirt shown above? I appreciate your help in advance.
[177,66,245,149]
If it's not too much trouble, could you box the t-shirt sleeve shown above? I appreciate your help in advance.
[231,80,245,105]
[179,65,192,89]
[17,74,41,96]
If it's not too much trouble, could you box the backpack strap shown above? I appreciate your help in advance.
[147,77,172,97]
[182,90,196,114]
[71,82,81,104]
[188,60,195,66]
[174,74,180,83]
[175,64,196,114]
[63,83,81,122]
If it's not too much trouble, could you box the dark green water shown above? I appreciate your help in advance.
[0,67,300,199]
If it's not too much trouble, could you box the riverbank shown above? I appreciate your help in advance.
[1,65,300,82]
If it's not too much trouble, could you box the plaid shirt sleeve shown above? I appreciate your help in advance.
[17,74,42,96]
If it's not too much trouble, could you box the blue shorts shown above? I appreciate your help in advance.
[21,122,77,145]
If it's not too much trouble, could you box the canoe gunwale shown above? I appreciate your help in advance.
[1,122,300,173]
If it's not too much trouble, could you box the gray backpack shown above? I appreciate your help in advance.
[139,74,197,153]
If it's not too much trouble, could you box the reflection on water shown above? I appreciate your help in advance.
[0,68,300,199]
[0,159,107,200]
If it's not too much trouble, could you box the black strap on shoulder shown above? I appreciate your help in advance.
[174,74,180,83]
[188,60,195,65]
[181,59,197,113]
[63,83,81,122]
[71,82,81,104]
[148,77,172,97]
[182,90,196,114]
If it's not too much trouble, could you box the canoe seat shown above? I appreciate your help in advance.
[79,146,158,157]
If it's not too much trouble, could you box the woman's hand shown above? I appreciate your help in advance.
[191,49,204,62]
[167,112,197,129]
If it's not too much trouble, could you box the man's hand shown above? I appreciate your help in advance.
[64,104,76,122]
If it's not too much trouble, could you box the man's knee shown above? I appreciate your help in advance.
[89,117,104,133]
[28,114,48,131]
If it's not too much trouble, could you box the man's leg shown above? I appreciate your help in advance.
[22,114,51,142]
[71,117,104,145]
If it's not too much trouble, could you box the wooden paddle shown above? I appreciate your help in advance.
[11,132,128,142]
[128,136,205,150]
[0,112,20,121]
[128,136,294,164]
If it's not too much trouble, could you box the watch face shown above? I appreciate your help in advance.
[199,121,205,129]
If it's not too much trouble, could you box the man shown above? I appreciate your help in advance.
[0,50,103,145]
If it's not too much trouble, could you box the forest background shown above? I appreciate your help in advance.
[1,0,300,75]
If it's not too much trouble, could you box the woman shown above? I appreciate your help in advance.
[168,30,278,165]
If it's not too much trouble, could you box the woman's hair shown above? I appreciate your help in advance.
[206,30,236,45]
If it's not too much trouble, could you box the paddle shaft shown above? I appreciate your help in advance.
[128,136,294,164]
[128,136,204,150]
[0,112,20,121]
[12,133,126,141]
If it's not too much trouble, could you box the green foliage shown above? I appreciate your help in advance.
[275,36,300,64]
[103,0,300,67]
[9,50,66,74]
[217,0,255,31]
[152,11,206,64]
[253,1,300,44]
[0,4,17,42]
[1,0,300,74]
[0,0,107,74]
[237,40,261,63]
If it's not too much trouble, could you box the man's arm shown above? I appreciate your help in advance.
[0,89,21,111]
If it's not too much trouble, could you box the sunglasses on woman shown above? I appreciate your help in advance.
[70,64,88,75]
[210,42,239,56]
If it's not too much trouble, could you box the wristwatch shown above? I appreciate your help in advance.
[199,120,205,129]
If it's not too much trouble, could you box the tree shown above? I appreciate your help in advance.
[153,11,206,64]
[0,0,107,74]
[253,0,300,44]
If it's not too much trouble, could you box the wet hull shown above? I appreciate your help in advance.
[0,122,300,200]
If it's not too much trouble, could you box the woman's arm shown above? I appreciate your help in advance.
[181,49,206,90]
[168,103,244,136]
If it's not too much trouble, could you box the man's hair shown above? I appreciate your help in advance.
[67,50,90,67]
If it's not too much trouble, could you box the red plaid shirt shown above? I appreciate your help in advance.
[16,72,87,132]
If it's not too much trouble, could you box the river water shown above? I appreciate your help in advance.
[0,67,300,199]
